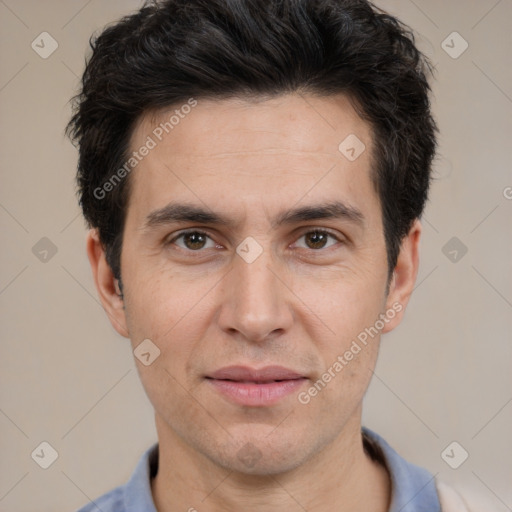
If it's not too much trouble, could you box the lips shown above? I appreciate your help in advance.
[208,365,305,382]
[205,365,308,406]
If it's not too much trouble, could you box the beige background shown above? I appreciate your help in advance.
[1,1,511,511]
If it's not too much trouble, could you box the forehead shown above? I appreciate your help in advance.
[135,93,371,158]
[125,93,378,226]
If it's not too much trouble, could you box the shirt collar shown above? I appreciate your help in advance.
[362,427,441,512]
[122,442,159,512]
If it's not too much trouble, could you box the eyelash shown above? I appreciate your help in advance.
[166,229,343,253]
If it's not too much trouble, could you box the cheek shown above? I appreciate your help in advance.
[123,268,218,377]
[122,275,210,419]
[291,272,386,405]
[293,269,387,349]
[124,262,195,335]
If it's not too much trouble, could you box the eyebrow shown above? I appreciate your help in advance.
[143,200,365,231]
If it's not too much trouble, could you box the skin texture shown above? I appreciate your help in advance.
[87,93,421,511]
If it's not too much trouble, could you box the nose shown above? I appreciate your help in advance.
[216,245,294,343]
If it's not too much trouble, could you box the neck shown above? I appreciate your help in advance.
[151,412,390,512]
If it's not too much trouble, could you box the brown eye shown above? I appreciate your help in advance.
[183,232,207,250]
[170,230,215,251]
[295,230,340,250]
[304,231,329,249]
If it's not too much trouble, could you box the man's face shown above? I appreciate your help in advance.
[97,94,411,474]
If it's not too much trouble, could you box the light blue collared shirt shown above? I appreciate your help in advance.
[75,427,441,511]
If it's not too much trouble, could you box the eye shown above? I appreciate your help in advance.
[166,228,343,253]
[168,230,218,251]
[293,229,341,250]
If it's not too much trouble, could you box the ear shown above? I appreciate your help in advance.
[381,219,422,333]
[86,229,130,338]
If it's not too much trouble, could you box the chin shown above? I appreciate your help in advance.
[208,434,311,476]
